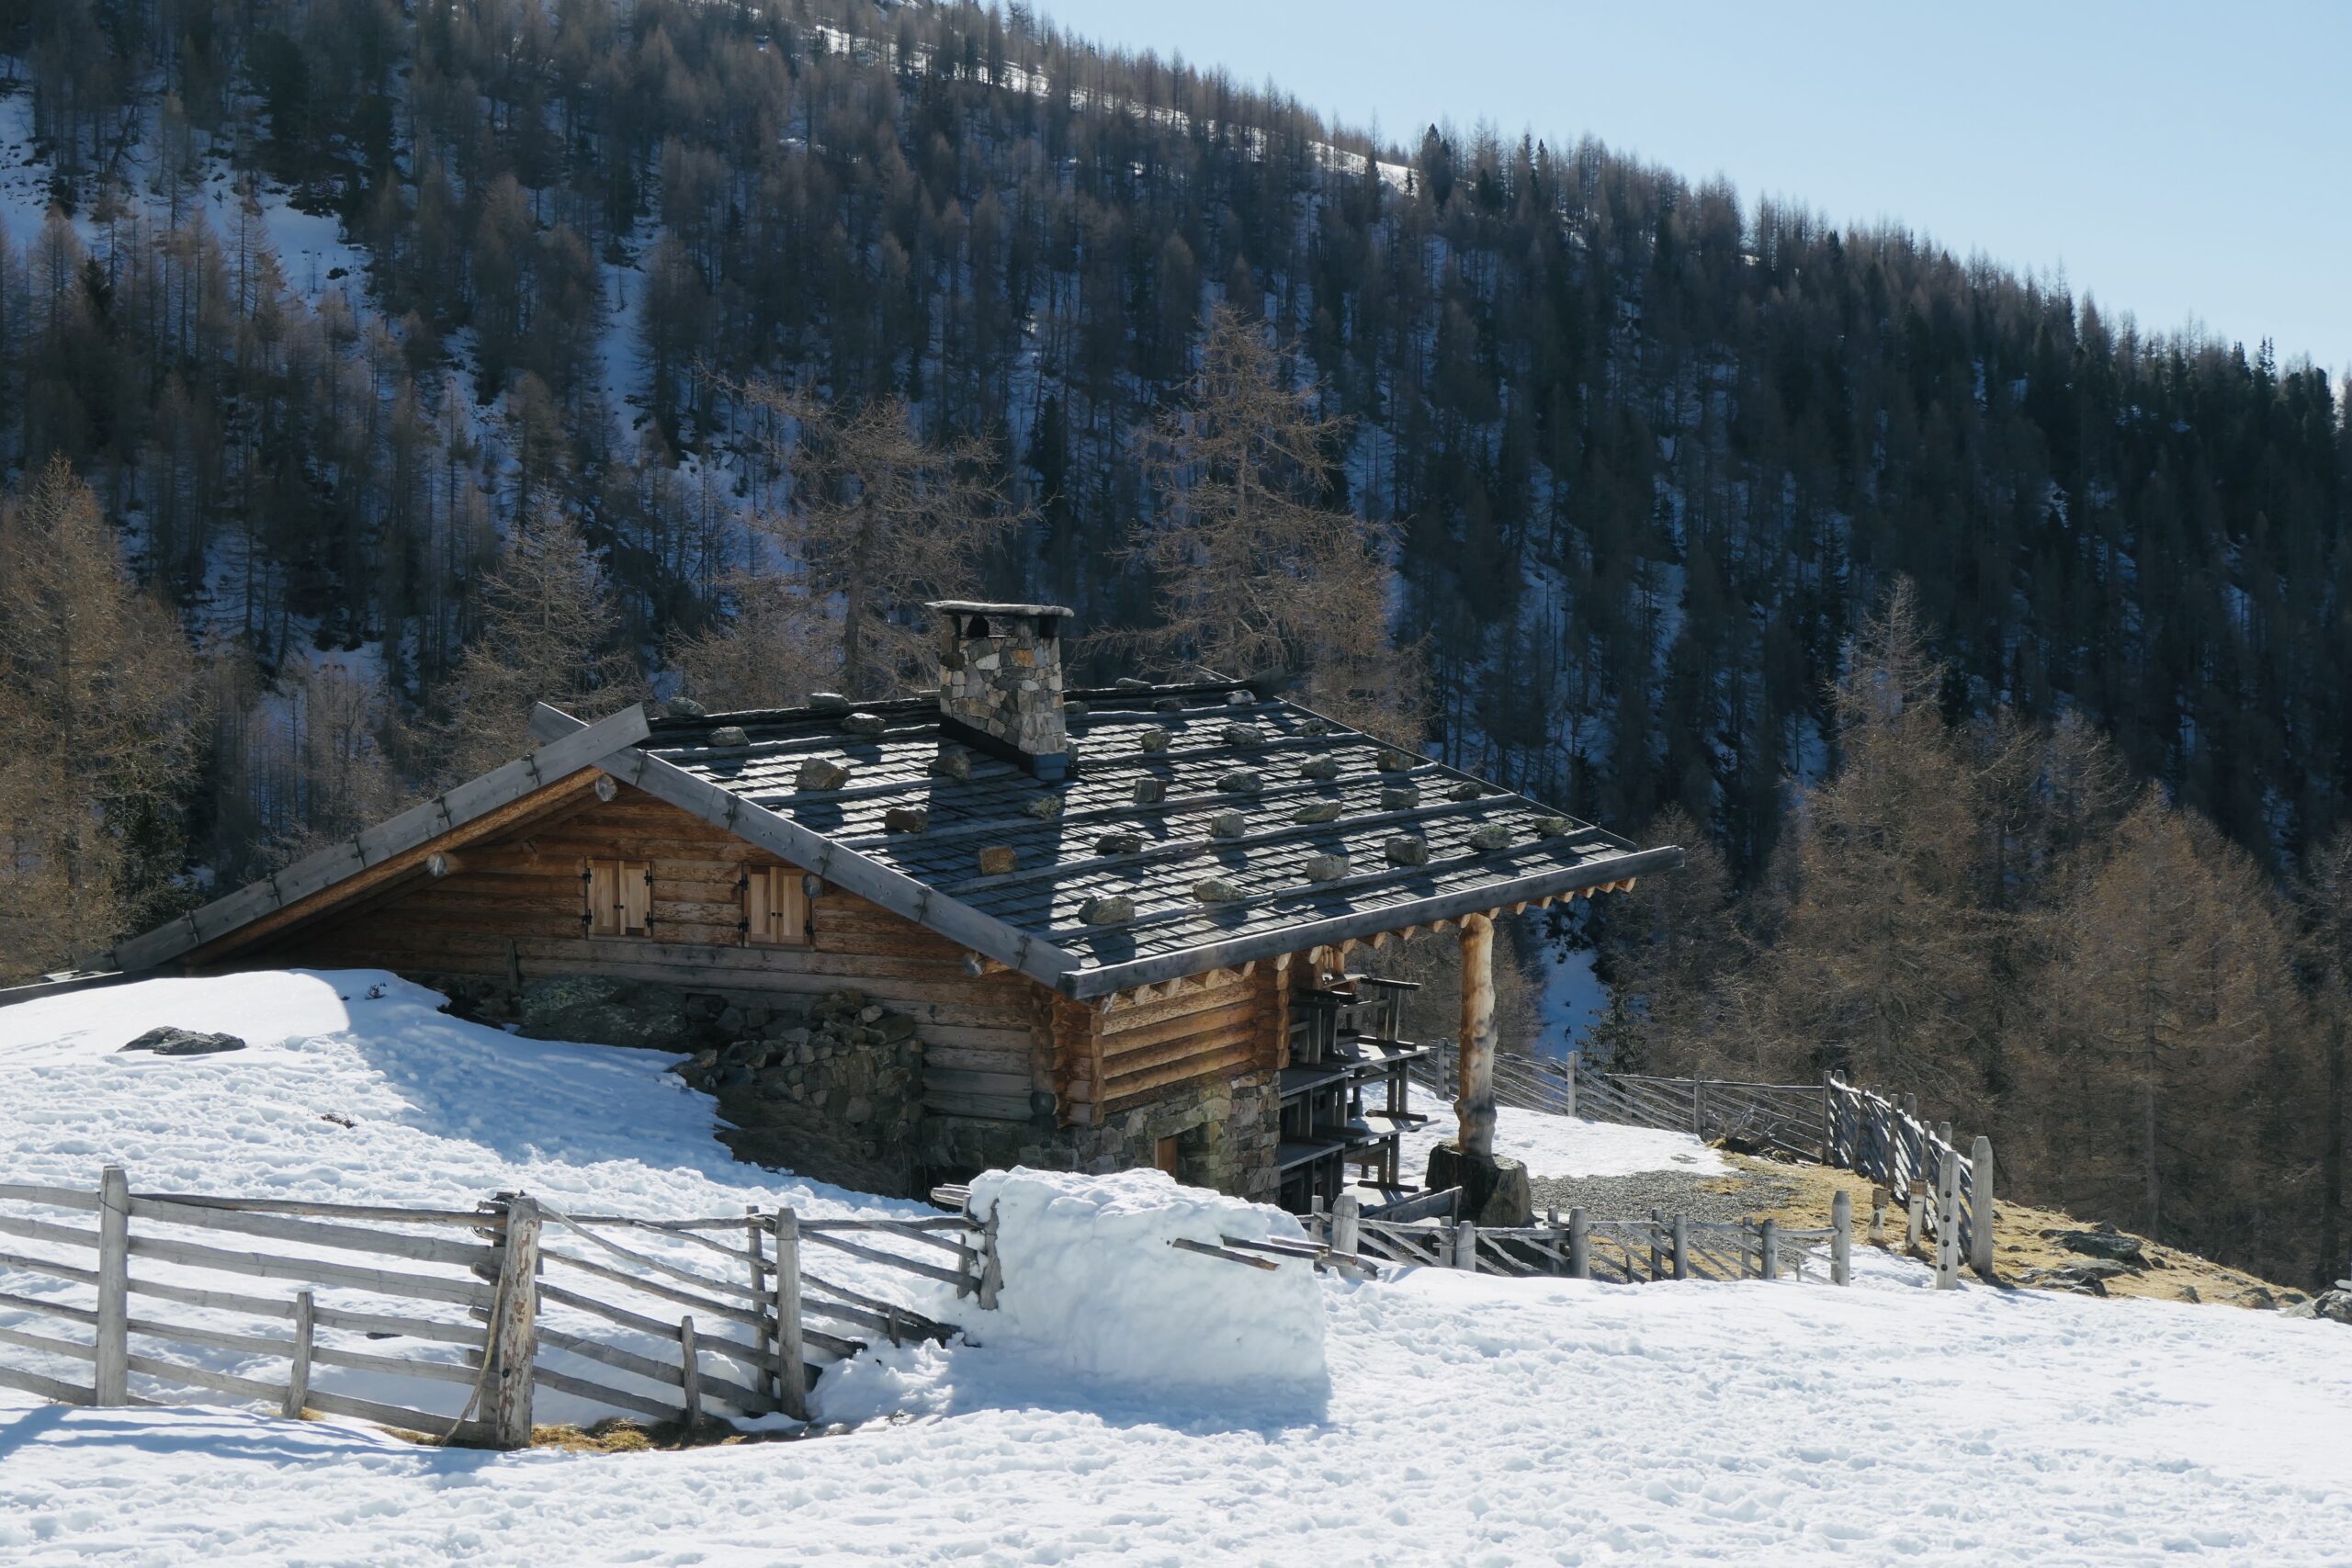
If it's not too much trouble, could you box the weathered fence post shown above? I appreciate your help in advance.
[1970,1135,1996,1280]
[1820,1075,1836,1166]
[1453,1220,1479,1272]
[977,1203,1003,1311]
[1935,1150,1962,1291]
[1831,1190,1853,1286]
[1564,1050,1580,1121]
[1331,1193,1362,1260]
[1648,1208,1665,1280]
[1759,1220,1780,1280]
[283,1290,314,1419]
[94,1165,130,1407]
[490,1194,540,1448]
[678,1315,702,1427]
[1567,1208,1590,1280]
[773,1207,808,1422]
[1691,1079,1707,1140]
[1670,1215,1689,1280]
[1870,1185,1888,1246]
[1905,1190,1926,1252]
[1900,1094,1921,1201]
[744,1203,776,1401]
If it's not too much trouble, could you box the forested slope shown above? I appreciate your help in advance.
[3,1,2347,1282]
[9,0,2347,871]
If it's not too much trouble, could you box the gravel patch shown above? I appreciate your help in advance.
[1527,1166,1796,1223]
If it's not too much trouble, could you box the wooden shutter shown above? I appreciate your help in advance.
[743,864,771,945]
[775,868,808,944]
[620,861,652,935]
[746,867,808,947]
[587,860,620,936]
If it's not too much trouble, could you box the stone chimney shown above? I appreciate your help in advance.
[927,601,1074,780]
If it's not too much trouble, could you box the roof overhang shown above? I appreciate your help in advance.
[1053,843,1683,999]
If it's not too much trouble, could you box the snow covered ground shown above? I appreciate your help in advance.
[3,971,2350,1564]
[1395,1102,1728,1184]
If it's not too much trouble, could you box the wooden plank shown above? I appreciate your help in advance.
[0,1181,100,1210]
[0,1212,102,1251]
[122,1350,286,1404]
[531,1362,687,1423]
[127,1199,498,1267]
[312,1343,485,1387]
[0,1360,95,1405]
[0,1247,98,1287]
[128,1196,497,1226]
[796,1230,968,1290]
[538,1248,767,1331]
[0,1287,97,1325]
[300,1386,490,1442]
[0,1321,97,1361]
[123,1233,492,1307]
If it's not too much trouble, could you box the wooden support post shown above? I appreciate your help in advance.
[1970,1135,1996,1280]
[1831,1190,1853,1286]
[773,1207,808,1422]
[1820,1076,1836,1166]
[1759,1220,1780,1280]
[284,1290,314,1419]
[1871,1185,1888,1246]
[1564,1051,1579,1121]
[490,1195,540,1449]
[1331,1194,1362,1261]
[1567,1208,1590,1280]
[1670,1215,1689,1280]
[1649,1208,1665,1281]
[1456,914,1498,1161]
[1935,1149,1962,1291]
[1453,1220,1479,1272]
[95,1165,129,1406]
[1905,1190,1926,1252]
[678,1315,702,1427]
[1691,1078,1706,1139]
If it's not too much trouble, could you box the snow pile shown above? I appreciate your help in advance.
[964,1168,1327,1397]
[1396,1102,1729,1183]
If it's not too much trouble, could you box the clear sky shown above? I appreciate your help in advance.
[1032,1,2352,378]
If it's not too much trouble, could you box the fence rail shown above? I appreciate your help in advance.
[0,1168,994,1446]
[1412,1041,1996,1289]
[1308,1188,1855,1287]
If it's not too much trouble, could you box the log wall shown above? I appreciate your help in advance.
[232,778,1286,1137]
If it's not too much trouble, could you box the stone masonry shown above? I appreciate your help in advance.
[929,601,1070,774]
[921,1067,1282,1204]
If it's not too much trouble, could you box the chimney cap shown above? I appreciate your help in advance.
[926,600,1073,620]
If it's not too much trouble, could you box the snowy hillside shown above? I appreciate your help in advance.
[1,972,2348,1563]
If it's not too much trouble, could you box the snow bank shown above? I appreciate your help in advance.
[964,1168,1327,1398]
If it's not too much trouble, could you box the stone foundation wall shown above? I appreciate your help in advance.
[424,972,1277,1203]
[921,1068,1281,1204]
[427,974,926,1197]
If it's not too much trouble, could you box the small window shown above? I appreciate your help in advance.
[1155,1135,1182,1179]
[743,865,810,947]
[585,859,652,937]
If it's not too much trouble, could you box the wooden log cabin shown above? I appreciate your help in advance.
[93,604,1679,1218]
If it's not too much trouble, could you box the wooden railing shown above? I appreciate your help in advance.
[0,1168,991,1445]
[1309,1190,1856,1286]
[1410,1043,1996,1289]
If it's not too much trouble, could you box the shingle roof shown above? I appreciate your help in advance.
[97,685,1677,1000]
[634,680,1675,997]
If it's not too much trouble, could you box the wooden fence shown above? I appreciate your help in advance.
[1413,1044,1995,1288]
[1309,1189,1855,1287]
[0,1167,990,1446]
